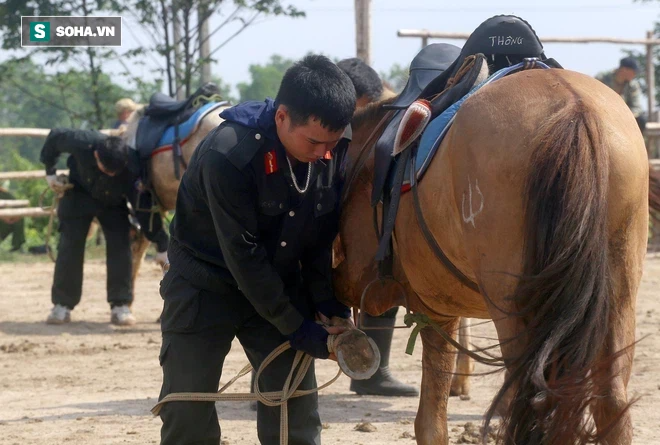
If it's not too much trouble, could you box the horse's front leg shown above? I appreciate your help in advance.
[415,317,459,445]
[450,317,473,397]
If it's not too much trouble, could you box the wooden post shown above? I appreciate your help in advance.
[0,200,30,208]
[0,207,51,218]
[0,128,120,137]
[421,35,428,49]
[647,30,656,123]
[354,0,371,65]
[0,170,69,181]
[198,1,211,84]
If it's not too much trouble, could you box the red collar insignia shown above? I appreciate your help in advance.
[265,150,278,175]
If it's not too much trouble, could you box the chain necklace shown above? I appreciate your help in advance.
[285,155,312,194]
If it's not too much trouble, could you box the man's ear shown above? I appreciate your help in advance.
[275,105,288,125]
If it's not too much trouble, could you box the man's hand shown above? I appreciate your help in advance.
[316,299,351,320]
[286,319,348,360]
[46,174,69,197]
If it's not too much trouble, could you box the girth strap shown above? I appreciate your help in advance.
[375,148,412,275]
[410,149,480,293]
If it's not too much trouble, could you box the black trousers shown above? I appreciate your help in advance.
[0,217,25,251]
[158,270,321,445]
[52,190,132,309]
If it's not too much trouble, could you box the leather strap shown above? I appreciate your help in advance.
[410,149,480,293]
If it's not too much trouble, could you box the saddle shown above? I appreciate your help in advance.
[373,14,561,206]
[135,82,227,179]
[370,15,562,278]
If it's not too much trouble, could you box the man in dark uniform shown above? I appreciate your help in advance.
[157,54,356,444]
[337,57,418,398]
[40,129,169,326]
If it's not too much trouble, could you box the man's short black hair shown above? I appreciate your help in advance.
[96,136,129,174]
[275,54,356,132]
[337,58,383,102]
[620,56,639,73]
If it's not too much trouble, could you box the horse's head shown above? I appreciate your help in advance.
[332,99,410,315]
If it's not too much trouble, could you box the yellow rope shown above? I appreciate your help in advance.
[151,339,343,445]
[191,93,225,109]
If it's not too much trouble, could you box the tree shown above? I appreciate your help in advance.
[630,1,660,106]
[127,0,305,98]
[237,54,294,101]
[0,0,132,129]
[380,63,409,93]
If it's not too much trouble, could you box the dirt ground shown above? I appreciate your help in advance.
[1,254,659,445]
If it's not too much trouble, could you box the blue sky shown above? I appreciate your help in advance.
[165,0,660,89]
[4,0,660,94]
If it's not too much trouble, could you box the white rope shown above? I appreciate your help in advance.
[151,338,343,445]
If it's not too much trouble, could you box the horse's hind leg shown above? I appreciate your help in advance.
[450,317,473,397]
[591,273,638,444]
[591,298,635,445]
[415,317,459,445]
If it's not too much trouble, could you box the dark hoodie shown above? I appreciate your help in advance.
[219,98,279,140]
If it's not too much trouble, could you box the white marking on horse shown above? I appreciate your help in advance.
[462,176,484,228]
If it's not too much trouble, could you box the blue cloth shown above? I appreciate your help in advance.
[156,102,224,148]
[219,98,279,140]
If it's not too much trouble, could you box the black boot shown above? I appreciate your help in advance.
[350,310,419,397]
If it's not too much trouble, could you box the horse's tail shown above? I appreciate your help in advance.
[487,98,623,444]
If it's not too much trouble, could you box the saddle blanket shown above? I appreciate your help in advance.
[152,102,226,157]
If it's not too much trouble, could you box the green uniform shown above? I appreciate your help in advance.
[596,70,644,118]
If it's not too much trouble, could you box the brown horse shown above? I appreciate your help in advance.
[121,105,229,285]
[346,82,475,397]
[334,68,648,444]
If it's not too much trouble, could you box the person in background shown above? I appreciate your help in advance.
[40,129,169,326]
[337,57,398,106]
[113,98,138,129]
[596,56,646,131]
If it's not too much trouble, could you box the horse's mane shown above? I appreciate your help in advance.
[351,96,396,138]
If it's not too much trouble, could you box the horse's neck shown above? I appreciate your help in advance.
[347,102,391,177]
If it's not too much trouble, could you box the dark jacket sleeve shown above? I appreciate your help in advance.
[40,128,105,175]
[300,233,337,305]
[199,149,305,335]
